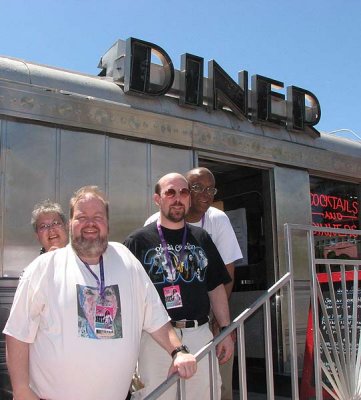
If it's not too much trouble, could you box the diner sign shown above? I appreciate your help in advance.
[122,37,321,137]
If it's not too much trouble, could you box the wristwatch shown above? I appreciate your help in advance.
[220,326,229,333]
[171,344,190,358]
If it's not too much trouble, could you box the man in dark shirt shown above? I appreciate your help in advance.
[124,172,233,400]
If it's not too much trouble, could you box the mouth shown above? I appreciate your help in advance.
[81,228,99,238]
[48,234,60,241]
[170,205,185,212]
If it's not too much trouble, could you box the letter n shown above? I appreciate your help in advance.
[207,60,248,120]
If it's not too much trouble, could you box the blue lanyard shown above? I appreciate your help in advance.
[156,220,187,279]
[82,255,105,298]
[201,215,205,228]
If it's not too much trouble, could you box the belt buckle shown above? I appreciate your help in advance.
[176,321,187,329]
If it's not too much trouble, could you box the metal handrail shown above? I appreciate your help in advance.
[145,259,299,399]
[284,223,361,400]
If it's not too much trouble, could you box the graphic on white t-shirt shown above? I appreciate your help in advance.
[77,284,122,339]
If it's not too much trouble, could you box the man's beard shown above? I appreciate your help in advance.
[71,232,108,260]
[165,205,186,223]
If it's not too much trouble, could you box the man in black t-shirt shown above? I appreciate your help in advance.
[124,172,233,400]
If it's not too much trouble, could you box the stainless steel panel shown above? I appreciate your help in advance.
[273,166,312,279]
[108,138,148,241]
[3,122,58,276]
[273,166,313,373]
[59,129,107,208]
[0,75,359,181]
[0,120,194,277]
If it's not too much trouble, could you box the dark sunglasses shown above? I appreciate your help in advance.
[162,188,191,198]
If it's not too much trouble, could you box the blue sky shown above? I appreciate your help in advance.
[1,0,361,141]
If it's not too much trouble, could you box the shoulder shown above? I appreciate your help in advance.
[107,241,139,258]
[144,212,159,226]
[125,222,157,241]
[187,224,212,240]
[207,207,229,220]
[19,246,69,283]
[106,242,144,271]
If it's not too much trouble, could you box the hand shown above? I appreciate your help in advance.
[216,334,234,365]
[168,352,197,379]
[211,319,236,344]
[12,386,40,400]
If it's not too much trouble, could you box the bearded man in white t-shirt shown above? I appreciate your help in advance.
[4,185,197,400]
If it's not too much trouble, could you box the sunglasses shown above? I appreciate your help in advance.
[190,184,218,196]
[162,188,191,198]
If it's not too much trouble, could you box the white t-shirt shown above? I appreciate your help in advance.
[144,207,242,265]
[4,243,169,400]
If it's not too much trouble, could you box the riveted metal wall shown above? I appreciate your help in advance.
[0,120,193,277]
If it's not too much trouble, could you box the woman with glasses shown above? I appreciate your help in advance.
[31,199,68,253]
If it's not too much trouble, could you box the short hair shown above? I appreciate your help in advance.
[31,200,67,232]
[69,186,109,220]
[154,182,161,195]
[185,167,215,182]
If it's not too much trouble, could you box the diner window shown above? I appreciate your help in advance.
[310,176,360,261]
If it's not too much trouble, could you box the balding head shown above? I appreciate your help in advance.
[155,172,189,195]
[154,172,191,228]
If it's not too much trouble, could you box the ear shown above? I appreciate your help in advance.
[153,193,161,207]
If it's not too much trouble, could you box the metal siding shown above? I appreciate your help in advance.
[3,122,58,276]
[0,120,194,276]
[108,138,148,241]
[273,166,313,373]
[59,129,107,204]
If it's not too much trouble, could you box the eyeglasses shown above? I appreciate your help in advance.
[162,188,191,198]
[190,184,218,196]
[37,220,64,232]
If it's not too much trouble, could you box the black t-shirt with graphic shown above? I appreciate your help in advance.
[124,222,231,321]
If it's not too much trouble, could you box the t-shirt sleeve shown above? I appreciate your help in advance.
[142,273,170,333]
[3,259,48,343]
[124,247,170,333]
[123,234,143,264]
[214,212,243,265]
[203,232,232,292]
[144,212,159,226]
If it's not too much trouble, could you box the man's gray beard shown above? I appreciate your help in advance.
[71,234,108,260]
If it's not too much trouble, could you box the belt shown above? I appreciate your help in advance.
[171,317,209,329]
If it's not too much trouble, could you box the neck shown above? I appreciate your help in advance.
[80,256,101,265]
[158,216,185,230]
[186,210,204,223]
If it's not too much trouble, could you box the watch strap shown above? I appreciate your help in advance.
[171,344,189,358]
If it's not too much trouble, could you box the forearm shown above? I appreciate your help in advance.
[6,335,38,400]
[208,284,231,327]
[150,322,197,379]
[149,321,182,355]
[224,262,235,299]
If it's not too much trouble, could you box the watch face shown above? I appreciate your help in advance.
[182,344,190,353]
